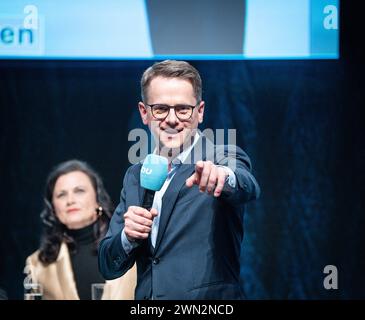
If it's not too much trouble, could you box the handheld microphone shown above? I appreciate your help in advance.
[140,154,168,209]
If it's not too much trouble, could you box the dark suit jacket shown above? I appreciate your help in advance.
[98,136,260,299]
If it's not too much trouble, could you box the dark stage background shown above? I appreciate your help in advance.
[1,16,364,299]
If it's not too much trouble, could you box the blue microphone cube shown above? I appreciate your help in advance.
[140,154,168,191]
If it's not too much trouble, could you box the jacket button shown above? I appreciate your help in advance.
[152,258,160,265]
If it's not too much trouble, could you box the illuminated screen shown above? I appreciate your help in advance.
[0,0,339,60]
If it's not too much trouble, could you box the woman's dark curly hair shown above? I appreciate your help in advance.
[38,160,114,265]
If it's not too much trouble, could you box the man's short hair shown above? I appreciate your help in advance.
[141,60,202,103]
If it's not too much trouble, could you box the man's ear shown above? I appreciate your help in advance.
[138,102,149,125]
[197,101,205,124]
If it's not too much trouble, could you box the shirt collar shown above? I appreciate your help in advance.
[152,132,200,167]
[173,132,200,165]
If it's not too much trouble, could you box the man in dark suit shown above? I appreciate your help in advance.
[98,60,260,299]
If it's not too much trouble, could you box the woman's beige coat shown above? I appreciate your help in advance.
[25,242,136,300]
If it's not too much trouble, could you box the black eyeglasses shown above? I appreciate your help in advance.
[145,103,199,121]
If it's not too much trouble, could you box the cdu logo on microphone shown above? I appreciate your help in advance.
[140,154,168,191]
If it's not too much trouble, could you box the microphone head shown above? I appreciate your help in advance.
[140,154,168,191]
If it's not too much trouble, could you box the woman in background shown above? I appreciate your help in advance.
[25,160,136,300]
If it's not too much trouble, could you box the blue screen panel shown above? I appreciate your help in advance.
[0,0,339,60]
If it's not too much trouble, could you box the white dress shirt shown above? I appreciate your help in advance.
[121,133,236,253]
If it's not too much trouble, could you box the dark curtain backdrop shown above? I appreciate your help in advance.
[0,1,365,299]
[0,52,364,299]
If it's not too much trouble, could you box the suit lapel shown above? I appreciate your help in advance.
[129,163,144,206]
[130,163,155,251]
[153,135,214,253]
[153,163,195,252]
[56,243,79,299]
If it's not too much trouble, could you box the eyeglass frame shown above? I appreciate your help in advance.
[144,102,200,121]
